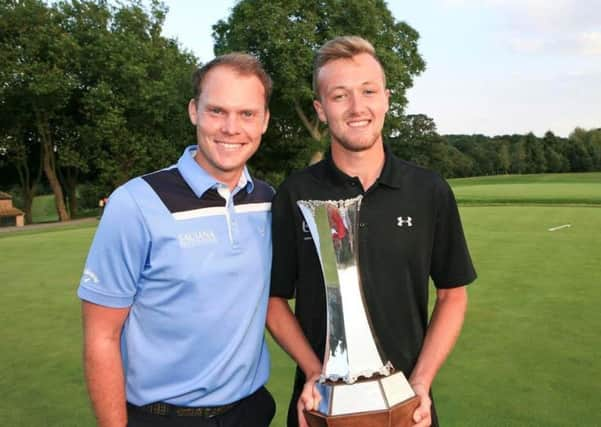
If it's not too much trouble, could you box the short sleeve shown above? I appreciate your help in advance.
[430,179,477,288]
[270,184,298,299]
[77,184,150,307]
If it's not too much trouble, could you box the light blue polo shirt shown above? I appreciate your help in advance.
[78,146,273,406]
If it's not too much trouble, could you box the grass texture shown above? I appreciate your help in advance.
[1,173,600,426]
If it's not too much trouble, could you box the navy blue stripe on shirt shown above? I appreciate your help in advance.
[143,168,273,214]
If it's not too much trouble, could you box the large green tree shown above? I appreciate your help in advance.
[542,131,569,173]
[568,127,601,172]
[213,0,425,182]
[0,125,43,224]
[1,0,196,220]
[522,132,546,173]
[390,114,438,167]
[72,0,196,190]
[1,0,76,220]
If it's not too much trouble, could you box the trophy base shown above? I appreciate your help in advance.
[303,371,420,426]
[304,395,420,427]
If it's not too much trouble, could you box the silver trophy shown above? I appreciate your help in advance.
[297,196,419,426]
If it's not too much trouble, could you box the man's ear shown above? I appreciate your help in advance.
[188,99,198,125]
[261,109,270,134]
[313,99,327,123]
[384,88,390,113]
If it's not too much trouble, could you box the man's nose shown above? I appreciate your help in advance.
[348,92,367,114]
[221,114,241,134]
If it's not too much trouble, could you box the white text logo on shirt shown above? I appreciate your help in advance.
[177,230,218,248]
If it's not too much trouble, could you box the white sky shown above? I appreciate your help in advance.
[158,0,601,137]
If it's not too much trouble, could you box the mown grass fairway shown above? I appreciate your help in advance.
[450,172,601,205]
[437,205,600,426]
[1,174,600,426]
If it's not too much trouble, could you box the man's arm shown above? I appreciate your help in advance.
[267,297,322,427]
[82,301,130,427]
[409,286,468,427]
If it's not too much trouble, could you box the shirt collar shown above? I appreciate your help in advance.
[177,145,254,198]
[323,143,403,189]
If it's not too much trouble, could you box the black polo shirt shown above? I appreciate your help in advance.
[271,144,476,396]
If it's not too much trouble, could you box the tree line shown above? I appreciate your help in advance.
[1,0,196,222]
[389,114,601,178]
[1,0,599,223]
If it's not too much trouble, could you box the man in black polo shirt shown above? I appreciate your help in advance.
[267,36,476,427]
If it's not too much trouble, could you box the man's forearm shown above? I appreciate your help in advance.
[267,297,322,378]
[82,302,130,427]
[84,337,127,427]
[409,286,468,389]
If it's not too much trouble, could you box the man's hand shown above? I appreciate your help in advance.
[297,373,322,427]
[411,382,432,427]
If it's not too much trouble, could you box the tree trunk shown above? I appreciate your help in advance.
[42,141,70,221]
[64,169,78,218]
[15,165,35,224]
[309,151,324,165]
[294,100,325,165]
[15,154,41,225]
[68,188,77,218]
[22,189,34,224]
[294,101,323,141]
[35,110,70,222]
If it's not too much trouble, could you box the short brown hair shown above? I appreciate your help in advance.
[192,53,273,108]
[313,36,386,97]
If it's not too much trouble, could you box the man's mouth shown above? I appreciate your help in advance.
[216,141,244,150]
[347,119,370,128]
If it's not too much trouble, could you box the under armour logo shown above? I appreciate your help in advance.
[397,216,413,227]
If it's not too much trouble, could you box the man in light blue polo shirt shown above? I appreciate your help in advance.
[78,53,275,427]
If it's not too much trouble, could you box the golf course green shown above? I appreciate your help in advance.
[1,172,599,426]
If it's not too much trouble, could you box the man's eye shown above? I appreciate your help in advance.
[332,93,346,101]
[364,89,376,95]
[209,107,223,114]
[242,111,254,118]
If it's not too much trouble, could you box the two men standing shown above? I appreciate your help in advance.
[79,36,475,427]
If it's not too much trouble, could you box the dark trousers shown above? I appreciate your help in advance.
[127,386,275,427]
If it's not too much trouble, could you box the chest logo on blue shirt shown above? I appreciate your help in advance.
[177,230,218,248]
[397,216,413,227]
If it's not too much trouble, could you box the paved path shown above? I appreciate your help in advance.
[0,217,98,233]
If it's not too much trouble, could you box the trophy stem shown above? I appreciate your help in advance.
[298,198,391,383]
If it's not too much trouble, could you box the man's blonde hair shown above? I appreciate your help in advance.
[313,36,386,97]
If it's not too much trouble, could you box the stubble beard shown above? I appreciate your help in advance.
[331,129,382,153]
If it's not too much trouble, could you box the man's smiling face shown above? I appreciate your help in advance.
[188,65,269,188]
[313,53,390,153]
